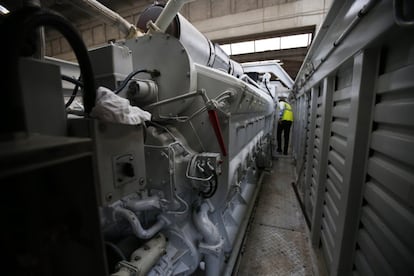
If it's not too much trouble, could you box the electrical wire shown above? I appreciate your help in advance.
[264,80,275,100]
[114,69,159,94]
[201,173,218,199]
[0,6,96,134]
[62,75,83,108]
[185,156,218,199]
[61,74,83,88]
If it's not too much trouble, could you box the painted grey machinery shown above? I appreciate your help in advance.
[0,2,279,276]
[136,4,244,79]
[81,3,277,275]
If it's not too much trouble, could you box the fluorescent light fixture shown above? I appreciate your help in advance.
[0,5,10,15]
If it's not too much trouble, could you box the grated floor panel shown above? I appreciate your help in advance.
[235,156,314,275]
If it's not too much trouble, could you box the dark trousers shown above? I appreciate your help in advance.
[277,120,292,155]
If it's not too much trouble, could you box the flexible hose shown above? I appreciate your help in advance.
[61,75,84,88]
[0,6,96,135]
[62,75,83,108]
[114,69,151,94]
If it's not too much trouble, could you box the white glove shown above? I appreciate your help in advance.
[91,86,151,125]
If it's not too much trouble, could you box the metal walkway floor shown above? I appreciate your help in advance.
[234,156,315,276]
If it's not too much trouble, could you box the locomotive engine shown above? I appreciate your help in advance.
[0,2,278,275]
[88,7,275,275]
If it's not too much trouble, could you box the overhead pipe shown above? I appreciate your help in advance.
[147,0,194,33]
[78,0,140,39]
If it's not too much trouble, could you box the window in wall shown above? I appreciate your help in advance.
[255,37,281,52]
[220,44,232,55]
[280,33,309,49]
[231,41,255,55]
[219,32,312,56]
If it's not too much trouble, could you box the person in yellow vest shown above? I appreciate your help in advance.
[277,97,294,155]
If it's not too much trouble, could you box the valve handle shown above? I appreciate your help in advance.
[208,110,227,157]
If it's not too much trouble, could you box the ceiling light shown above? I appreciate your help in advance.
[0,5,10,15]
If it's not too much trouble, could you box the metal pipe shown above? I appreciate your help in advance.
[193,202,223,276]
[333,0,377,47]
[144,90,200,109]
[114,207,166,240]
[239,74,262,90]
[78,0,140,38]
[148,0,193,33]
[123,196,161,212]
[193,203,220,244]
[243,61,294,89]
[112,234,167,276]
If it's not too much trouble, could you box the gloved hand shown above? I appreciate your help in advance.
[91,86,151,125]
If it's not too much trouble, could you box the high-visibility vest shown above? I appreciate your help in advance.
[281,102,293,121]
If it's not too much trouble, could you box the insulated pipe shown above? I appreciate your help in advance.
[114,207,166,240]
[78,0,140,38]
[123,196,161,212]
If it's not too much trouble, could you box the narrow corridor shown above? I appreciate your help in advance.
[235,156,315,275]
